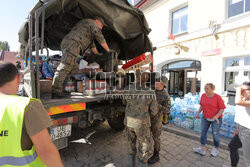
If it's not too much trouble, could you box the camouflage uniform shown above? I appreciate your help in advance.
[124,83,158,163]
[52,19,107,94]
[152,88,171,152]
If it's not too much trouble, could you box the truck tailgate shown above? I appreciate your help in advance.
[41,93,106,115]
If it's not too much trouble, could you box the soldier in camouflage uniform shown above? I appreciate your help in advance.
[148,76,171,164]
[52,16,110,98]
[124,71,158,167]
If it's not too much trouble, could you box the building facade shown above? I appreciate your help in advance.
[134,0,250,99]
[0,51,23,70]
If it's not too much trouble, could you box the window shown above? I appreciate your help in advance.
[225,57,240,67]
[166,60,200,70]
[224,56,250,91]
[245,56,250,65]
[225,71,239,89]
[171,6,188,35]
[228,0,250,18]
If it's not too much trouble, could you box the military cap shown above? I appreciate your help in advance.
[160,76,168,87]
[94,16,105,26]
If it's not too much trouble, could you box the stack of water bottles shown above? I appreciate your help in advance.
[169,93,237,138]
[170,93,200,130]
[220,105,236,138]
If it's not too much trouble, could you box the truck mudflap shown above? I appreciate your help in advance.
[47,102,86,115]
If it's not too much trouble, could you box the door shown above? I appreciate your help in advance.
[169,70,184,97]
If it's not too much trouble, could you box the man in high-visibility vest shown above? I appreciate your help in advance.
[0,62,64,167]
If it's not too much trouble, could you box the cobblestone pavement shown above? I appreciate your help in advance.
[60,122,246,167]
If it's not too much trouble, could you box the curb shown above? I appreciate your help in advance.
[162,123,243,155]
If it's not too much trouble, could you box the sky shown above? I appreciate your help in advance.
[0,0,37,51]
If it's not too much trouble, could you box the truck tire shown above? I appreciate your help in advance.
[91,119,105,127]
[108,112,125,131]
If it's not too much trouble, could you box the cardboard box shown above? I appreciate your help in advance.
[40,79,52,94]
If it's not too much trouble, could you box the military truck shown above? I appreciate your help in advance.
[18,0,153,149]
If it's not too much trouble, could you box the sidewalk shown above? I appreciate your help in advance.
[162,123,232,151]
[153,123,246,167]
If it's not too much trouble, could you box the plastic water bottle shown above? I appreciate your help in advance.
[82,77,86,95]
[194,118,201,132]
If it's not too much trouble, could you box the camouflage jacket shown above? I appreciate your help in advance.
[63,19,106,52]
[124,83,158,129]
[155,88,171,114]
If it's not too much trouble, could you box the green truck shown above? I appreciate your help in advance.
[18,0,153,149]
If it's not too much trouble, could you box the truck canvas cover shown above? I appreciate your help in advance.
[18,0,153,60]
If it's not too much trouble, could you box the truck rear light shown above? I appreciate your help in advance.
[73,116,78,123]
[52,116,78,127]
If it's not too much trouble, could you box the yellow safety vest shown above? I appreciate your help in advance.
[0,95,45,167]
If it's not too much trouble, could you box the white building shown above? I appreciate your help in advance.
[132,0,250,100]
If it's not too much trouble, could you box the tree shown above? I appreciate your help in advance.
[0,41,10,51]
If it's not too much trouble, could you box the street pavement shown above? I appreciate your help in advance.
[60,122,246,167]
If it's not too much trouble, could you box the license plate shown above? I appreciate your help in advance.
[50,124,72,141]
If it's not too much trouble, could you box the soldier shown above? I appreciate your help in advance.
[148,76,171,164]
[52,16,110,98]
[124,71,158,167]
[16,61,21,70]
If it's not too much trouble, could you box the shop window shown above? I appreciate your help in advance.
[228,0,250,18]
[167,60,199,70]
[244,71,250,78]
[224,56,250,91]
[162,60,201,97]
[225,71,239,90]
[171,6,188,35]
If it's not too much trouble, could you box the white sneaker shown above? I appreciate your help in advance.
[193,147,206,156]
[222,164,229,167]
[211,147,219,157]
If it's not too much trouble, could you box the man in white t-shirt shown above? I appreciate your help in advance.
[235,81,250,167]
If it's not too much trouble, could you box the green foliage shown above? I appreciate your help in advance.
[0,41,10,51]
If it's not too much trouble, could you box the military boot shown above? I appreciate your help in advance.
[148,150,160,164]
[137,159,148,167]
[128,154,135,167]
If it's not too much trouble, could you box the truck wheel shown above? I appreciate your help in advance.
[91,119,104,127]
[108,112,125,131]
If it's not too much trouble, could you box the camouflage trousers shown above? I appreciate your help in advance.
[52,39,80,93]
[126,126,154,163]
[151,110,163,152]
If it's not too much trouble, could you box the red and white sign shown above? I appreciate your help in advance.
[202,48,222,56]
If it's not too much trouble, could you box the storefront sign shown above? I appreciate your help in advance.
[202,48,222,56]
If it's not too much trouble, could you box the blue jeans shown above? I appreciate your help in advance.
[200,116,222,148]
